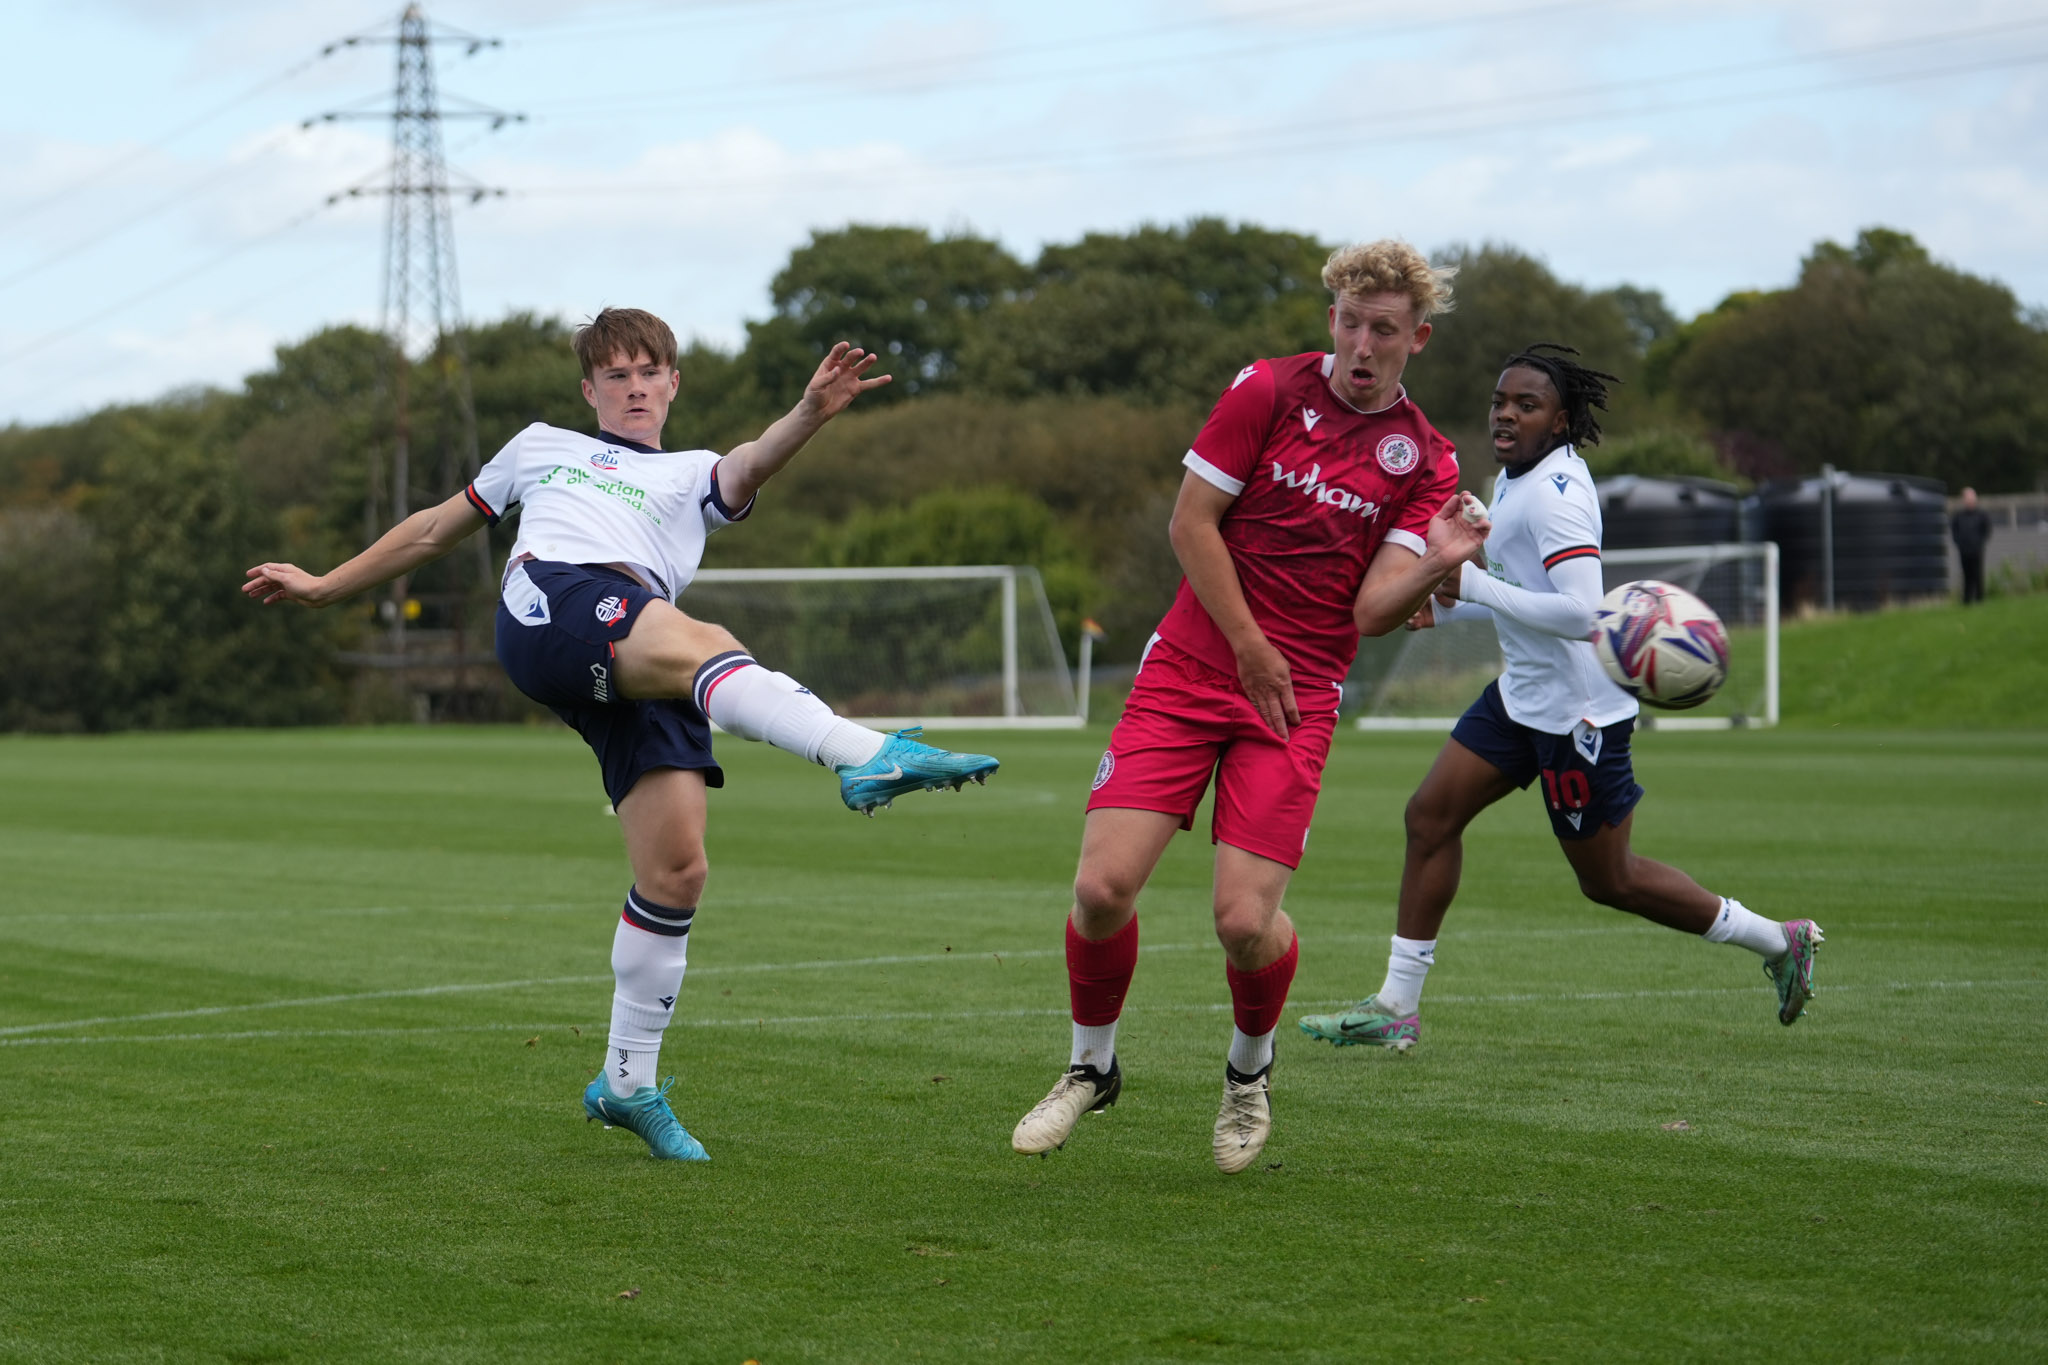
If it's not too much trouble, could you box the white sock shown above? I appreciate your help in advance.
[1377,935,1436,1016]
[606,902,691,1099]
[1070,1021,1118,1071]
[693,652,884,768]
[1227,1026,1275,1075]
[1702,897,1789,959]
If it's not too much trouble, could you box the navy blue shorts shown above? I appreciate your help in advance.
[494,559,722,806]
[1450,681,1642,841]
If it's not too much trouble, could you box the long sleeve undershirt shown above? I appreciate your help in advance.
[1455,555,1603,640]
[1431,594,1493,625]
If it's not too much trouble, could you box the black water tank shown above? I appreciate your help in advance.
[1597,476,1749,621]
[1760,473,1948,611]
[1598,475,1743,549]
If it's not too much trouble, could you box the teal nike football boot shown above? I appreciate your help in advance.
[583,1074,709,1161]
[836,726,999,814]
[1297,995,1420,1051]
[1765,919,1824,1025]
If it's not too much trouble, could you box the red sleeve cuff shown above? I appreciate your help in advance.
[464,483,500,526]
[1542,545,1599,569]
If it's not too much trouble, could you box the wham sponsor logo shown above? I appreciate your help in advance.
[1269,459,1379,519]
[1376,433,1421,476]
[594,595,630,626]
[590,448,622,472]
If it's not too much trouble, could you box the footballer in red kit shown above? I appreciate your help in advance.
[1012,241,1492,1173]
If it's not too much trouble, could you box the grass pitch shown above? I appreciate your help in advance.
[2,722,2044,1362]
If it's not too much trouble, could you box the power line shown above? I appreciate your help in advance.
[0,200,337,369]
[502,0,913,40]
[514,34,2048,199]
[0,127,305,298]
[10,50,335,227]
[521,0,1620,118]
[0,244,376,417]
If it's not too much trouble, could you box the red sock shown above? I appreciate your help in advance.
[1067,915,1138,1025]
[1225,934,1299,1037]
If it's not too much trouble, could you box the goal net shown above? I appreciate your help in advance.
[1351,542,1780,731]
[682,566,1083,728]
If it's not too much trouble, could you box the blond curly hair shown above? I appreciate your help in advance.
[1321,240,1456,322]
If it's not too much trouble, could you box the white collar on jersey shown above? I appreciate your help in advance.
[1318,353,1409,415]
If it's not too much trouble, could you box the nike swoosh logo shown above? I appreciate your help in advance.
[852,765,903,782]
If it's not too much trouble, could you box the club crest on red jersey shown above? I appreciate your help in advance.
[1376,434,1421,476]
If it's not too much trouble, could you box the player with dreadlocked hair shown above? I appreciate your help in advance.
[1299,341,1821,1051]
[1500,342,1618,448]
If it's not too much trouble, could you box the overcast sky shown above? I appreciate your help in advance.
[3,0,2044,425]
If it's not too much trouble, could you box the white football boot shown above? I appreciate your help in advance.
[1212,1062,1273,1174]
[1011,1060,1121,1155]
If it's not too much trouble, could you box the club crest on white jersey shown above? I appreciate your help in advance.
[590,449,622,472]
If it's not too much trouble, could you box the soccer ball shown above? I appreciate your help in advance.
[1593,580,1729,709]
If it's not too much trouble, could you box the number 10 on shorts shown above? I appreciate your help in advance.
[1540,767,1590,811]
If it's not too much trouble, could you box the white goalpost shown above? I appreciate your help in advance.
[1352,541,1780,733]
[684,565,1092,729]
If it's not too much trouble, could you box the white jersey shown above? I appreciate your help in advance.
[1447,444,1637,734]
[465,423,751,602]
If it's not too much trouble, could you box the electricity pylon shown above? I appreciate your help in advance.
[311,4,522,675]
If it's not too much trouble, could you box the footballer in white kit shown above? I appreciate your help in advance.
[1299,344,1821,1051]
[246,309,999,1163]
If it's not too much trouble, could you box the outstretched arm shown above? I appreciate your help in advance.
[1453,553,1604,640]
[1353,494,1491,636]
[716,342,889,509]
[1403,591,1493,631]
[244,489,485,608]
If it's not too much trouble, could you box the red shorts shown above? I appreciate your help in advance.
[1086,639,1341,869]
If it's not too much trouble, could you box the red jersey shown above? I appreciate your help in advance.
[1154,352,1459,687]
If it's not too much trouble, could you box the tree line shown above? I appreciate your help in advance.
[0,220,2040,731]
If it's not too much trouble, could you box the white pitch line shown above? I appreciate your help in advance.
[4,980,2041,1047]
[0,902,593,925]
[0,1023,597,1047]
[0,943,1206,1038]
[0,974,611,1037]
[0,926,1708,1038]
[7,919,2038,1039]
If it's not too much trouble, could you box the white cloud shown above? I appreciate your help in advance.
[5,0,2046,426]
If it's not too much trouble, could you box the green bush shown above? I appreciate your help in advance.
[1583,428,1742,485]
[809,487,1099,656]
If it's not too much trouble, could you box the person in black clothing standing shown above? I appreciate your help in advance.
[1951,487,1993,605]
